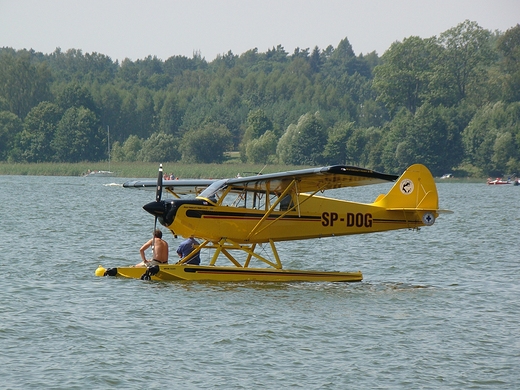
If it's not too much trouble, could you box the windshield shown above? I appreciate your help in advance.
[198,179,228,201]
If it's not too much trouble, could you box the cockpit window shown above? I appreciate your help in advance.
[198,179,295,212]
[198,179,228,202]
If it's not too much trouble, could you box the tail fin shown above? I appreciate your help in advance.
[373,164,439,211]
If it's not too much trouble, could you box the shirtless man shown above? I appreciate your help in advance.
[135,229,169,267]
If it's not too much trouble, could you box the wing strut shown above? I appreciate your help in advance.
[245,180,330,241]
[204,238,282,269]
[295,179,301,217]
[246,179,297,241]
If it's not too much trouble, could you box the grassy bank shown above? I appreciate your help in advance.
[0,161,309,179]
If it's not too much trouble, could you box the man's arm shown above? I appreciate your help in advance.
[140,239,152,261]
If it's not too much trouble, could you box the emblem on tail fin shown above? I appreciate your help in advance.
[400,179,414,194]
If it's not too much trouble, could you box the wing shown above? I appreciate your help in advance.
[123,179,217,196]
[199,165,398,199]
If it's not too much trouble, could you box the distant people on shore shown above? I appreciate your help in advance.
[163,173,177,180]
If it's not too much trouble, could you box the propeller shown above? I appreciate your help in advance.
[139,165,165,277]
[143,163,174,226]
[152,164,163,248]
[155,163,163,203]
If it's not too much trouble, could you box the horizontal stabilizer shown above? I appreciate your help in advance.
[386,208,454,214]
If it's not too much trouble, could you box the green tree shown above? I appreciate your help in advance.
[157,93,183,135]
[323,37,356,78]
[47,48,117,83]
[0,96,9,111]
[410,103,462,175]
[309,46,322,73]
[380,109,417,172]
[380,104,462,175]
[265,45,289,63]
[373,36,441,115]
[111,135,143,162]
[245,130,278,164]
[244,109,273,140]
[110,141,124,162]
[55,82,98,113]
[164,55,196,78]
[437,20,495,103]
[462,107,497,174]
[0,51,52,118]
[345,127,369,166]
[96,84,124,139]
[322,121,354,164]
[240,109,274,161]
[496,24,520,102]
[52,107,102,162]
[357,99,388,128]
[341,126,387,169]
[19,102,61,162]
[492,132,517,173]
[139,132,180,162]
[180,123,232,163]
[0,111,23,161]
[277,112,327,165]
[134,88,155,139]
[118,92,138,141]
[463,102,520,175]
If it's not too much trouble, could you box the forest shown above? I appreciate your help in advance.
[0,20,519,177]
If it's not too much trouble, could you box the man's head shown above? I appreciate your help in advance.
[154,229,163,239]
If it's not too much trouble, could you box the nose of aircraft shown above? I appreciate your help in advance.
[143,200,166,217]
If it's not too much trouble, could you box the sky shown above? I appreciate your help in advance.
[1,0,518,62]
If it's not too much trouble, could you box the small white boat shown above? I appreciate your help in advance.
[84,170,114,177]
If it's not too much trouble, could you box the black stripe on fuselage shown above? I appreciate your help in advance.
[185,209,321,221]
[373,219,421,224]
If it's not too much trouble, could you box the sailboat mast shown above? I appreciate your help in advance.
[107,125,110,172]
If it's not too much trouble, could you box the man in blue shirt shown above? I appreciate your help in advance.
[176,236,201,265]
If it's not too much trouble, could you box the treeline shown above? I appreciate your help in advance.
[0,20,519,176]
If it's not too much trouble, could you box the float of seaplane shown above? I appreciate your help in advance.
[95,163,450,282]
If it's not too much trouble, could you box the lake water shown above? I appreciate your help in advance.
[0,175,519,389]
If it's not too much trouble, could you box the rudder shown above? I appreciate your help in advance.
[372,164,439,211]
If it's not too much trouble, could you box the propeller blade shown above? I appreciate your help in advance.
[156,164,163,202]
[151,164,163,263]
[153,215,158,260]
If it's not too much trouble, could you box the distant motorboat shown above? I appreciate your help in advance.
[487,178,511,185]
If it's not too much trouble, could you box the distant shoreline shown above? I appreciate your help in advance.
[0,162,305,179]
[0,162,488,182]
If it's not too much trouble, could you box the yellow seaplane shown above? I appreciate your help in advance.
[96,163,449,282]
